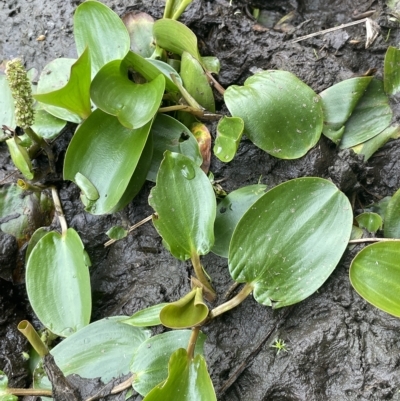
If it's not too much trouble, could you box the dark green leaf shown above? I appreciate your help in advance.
[213,184,267,258]
[147,114,202,182]
[224,70,323,159]
[91,60,165,129]
[384,187,400,238]
[131,330,206,397]
[74,0,130,77]
[142,348,216,401]
[64,109,152,215]
[350,241,400,317]
[34,48,91,120]
[214,116,244,162]
[26,228,91,337]
[355,212,382,233]
[123,303,168,327]
[319,77,372,144]
[149,151,216,260]
[229,178,353,308]
[384,46,400,95]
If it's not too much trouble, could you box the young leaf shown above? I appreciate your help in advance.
[74,0,130,77]
[153,19,201,62]
[339,79,392,149]
[164,0,194,19]
[6,136,34,179]
[384,46,400,95]
[229,177,353,308]
[34,48,91,120]
[143,348,216,401]
[91,60,165,129]
[147,114,202,182]
[26,228,91,337]
[214,116,244,162]
[350,241,400,317]
[355,212,382,233]
[34,317,151,392]
[106,225,128,241]
[160,288,209,329]
[0,74,16,128]
[123,303,168,327]
[131,330,206,397]
[180,51,215,112]
[149,151,216,260]
[64,109,152,215]
[319,77,372,144]
[36,58,81,123]
[201,56,220,74]
[384,187,400,238]
[224,70,323,159]
[212,184,267,258]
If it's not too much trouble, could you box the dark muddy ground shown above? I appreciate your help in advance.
[1,0,400,400]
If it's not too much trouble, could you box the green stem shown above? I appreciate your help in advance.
[51,186,68,236]
[25,127,55,172]
[186,326,200,360]
[171,0,192,20]
[191,253,216,302]
[17,179,44,192]
[163,0,174,18]
[209,283,254,320]
[17,320,49,358]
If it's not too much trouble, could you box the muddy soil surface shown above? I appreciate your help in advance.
[1,0,400,400]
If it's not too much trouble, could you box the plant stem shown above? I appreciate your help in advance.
[191,253,216,302]
[163,0,173,18]
[187,326,200,360]
[17,320,49,358]
[206,71,225,95]
[7,388,53,397]
[348,238,400,244]
[209,283,254,320]
[25,127,55,172]
[51,186,68,236]
[17,179,44,192]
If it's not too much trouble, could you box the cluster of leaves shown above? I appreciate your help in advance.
[1,0,400,399]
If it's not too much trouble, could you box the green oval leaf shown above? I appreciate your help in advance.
[26,228,91,337]
[64,109,152,215]
[143,349,216,401]
[212,184,267,258]
[106,225,128,241]
[74,0,130,77]
[6,136,34,180]
[131,330,206,397]
[350,241,400,317]
[31,109,66,140]
[25,227,49,262]
[384,46,400,95]
[34,48,91,120]
[91,60,165,129]
[319,77,372,144]
[123,303,168,327]
[149,151,216,260]
[214,116,244,162]
[229,177,353,308]
[147,114,202,182]
[34,317,150,392]
[355,212,382,233]
[384,187,400,238]
[224,70,323,159]
[160,288,209,329]
[180,51,215,112]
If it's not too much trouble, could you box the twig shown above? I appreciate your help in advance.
[51,186,68,236]
[348,238,400,244]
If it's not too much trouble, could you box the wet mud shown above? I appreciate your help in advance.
[1,0,400,400]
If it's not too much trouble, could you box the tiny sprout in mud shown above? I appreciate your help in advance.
[271,338,289,355]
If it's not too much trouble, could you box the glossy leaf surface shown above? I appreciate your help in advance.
[355,212,382,233]
[229,178,353,307]
[64,109,151,215]
[153,19,201,62]
[224,70,323,159]
[143,348,216,401]
[6,136,34,179]
[339,79,392,149]
[123,303,168,327]
[74,0,130,76]
[31,110,66,140]
[213,184,267,258]
[0,74,16,128]
[180,51,215,112]
[149,152,216,260]
[160,288,208,329]
[35,317,150,391]
[34,48,91,119]
[384,46,400,95]
[384,187,400,238]
[350,241,400,317]
[132,330,205,397]
[147,114,202,182]
[319,77,372,144]
[214,116,244,162]
[26,228,91,337]
[91,60,164,129]
[36,58,81,123]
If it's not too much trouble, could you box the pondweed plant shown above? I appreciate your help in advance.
[2,0,400,399]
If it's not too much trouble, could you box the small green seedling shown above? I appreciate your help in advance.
[271,338,289,355]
